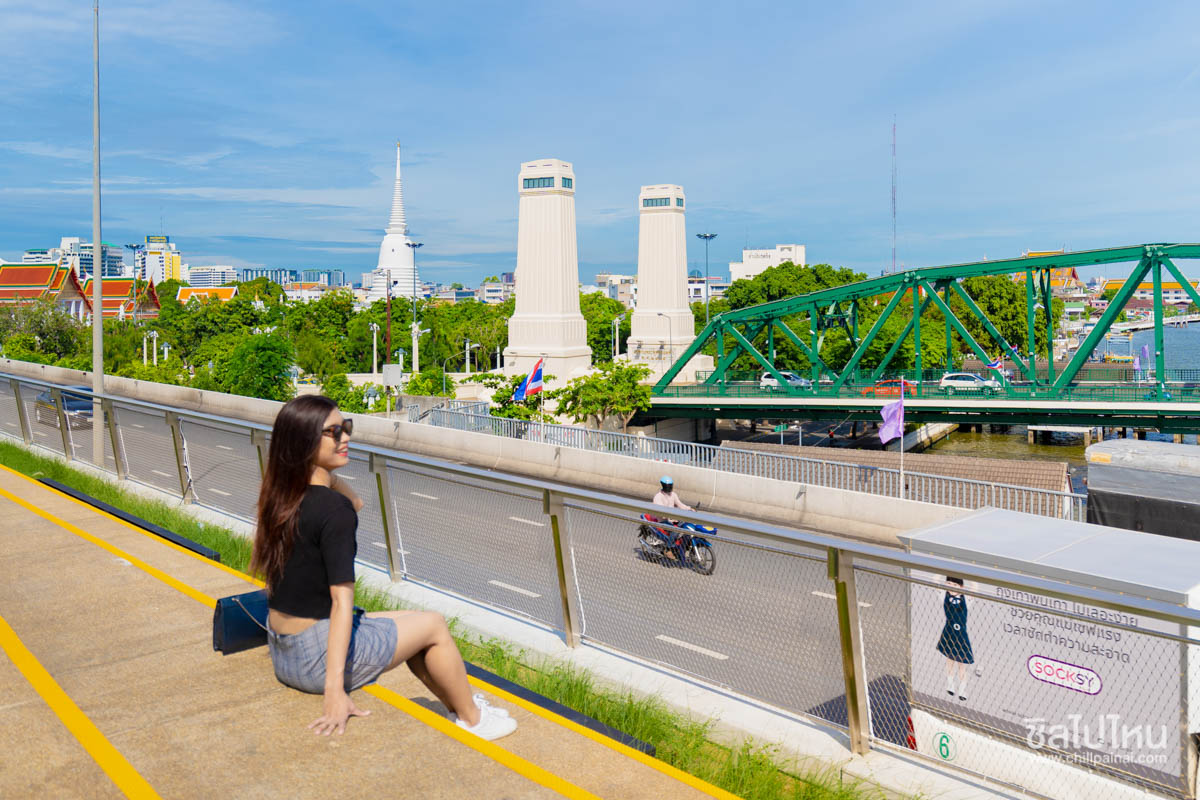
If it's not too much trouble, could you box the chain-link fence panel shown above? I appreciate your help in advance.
[113,404,183,496]
[336,453,389,574]
[383,462,564,629]
[18,381,65,456]
[563,500,850,728]
[61,395,117,474]
[855,561,1197,800]
[0,380,24,441]
[179,419,262,521]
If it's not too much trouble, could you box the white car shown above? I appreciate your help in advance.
[939,372,1001,395]
[759,370,813,390]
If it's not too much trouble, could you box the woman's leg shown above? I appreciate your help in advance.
[367,610,479,726]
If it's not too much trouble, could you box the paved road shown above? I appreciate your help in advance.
[0,388,910,731]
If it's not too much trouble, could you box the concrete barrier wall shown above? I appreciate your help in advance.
[1,359,967,543]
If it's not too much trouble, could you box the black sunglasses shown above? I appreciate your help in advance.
[322,418,353,440]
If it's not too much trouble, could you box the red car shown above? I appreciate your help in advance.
[860,378,917,397]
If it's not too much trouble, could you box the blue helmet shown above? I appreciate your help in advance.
[659,475,674,487]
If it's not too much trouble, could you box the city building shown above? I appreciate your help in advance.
[187,265,238,288]
[477,278,514,304]
[0,262,91,319]
[238,267,298,285]
[366,143,420,302]
[432,287,477,304]
[25,237,125,278]
[1100,279,1200,305]
[177,286,238,304]
[728,244,806,282]
[300,269,347,286]
[627,184,695,366]
[80,277,160,320]
[596,272,638,307]
[283,282,338,303]
[687,274,729,303]
[500,271,515,284]
[135,236,185,284]
[504,158,591,379]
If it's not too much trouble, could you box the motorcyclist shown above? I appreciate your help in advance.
[652,475,691,512]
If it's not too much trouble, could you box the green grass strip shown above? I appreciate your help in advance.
[0,438,896,800]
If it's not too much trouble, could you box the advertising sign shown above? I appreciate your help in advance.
[909,570,1186,792]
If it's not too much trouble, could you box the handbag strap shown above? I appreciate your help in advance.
[232,595,271,634]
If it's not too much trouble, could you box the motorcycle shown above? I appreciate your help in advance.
[636,510,717,575]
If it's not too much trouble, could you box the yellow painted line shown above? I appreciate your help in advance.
[467,675,743,800]
[0,463,262,588]
[0,486,602,800]
[364,684,603,800]
[0,612,162,799]
[0,484,216,609]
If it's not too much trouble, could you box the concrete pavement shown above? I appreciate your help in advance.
[0,467,733,800]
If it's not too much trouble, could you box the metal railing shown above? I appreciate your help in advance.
[425,408,1088,521]
[3,372,1194,799]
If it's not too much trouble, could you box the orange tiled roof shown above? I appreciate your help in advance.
[79,277,161,319]
[177,286,237,303]
[0,263,91,311]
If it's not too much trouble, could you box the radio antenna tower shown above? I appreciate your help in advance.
[891,116,897,274]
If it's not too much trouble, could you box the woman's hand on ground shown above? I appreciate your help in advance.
[309,689,370,735]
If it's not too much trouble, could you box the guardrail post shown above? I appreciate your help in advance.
[251,429,269,478]
[828,547,870,755]
[165,411,194,502]
[369,452,402,582]
[102,398,127,480]
[544,489,583,648]
[10,379,31,445]
[50,388,73,458]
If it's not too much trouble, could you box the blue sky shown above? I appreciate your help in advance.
[2,0,1198,286]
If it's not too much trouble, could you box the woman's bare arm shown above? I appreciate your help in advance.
[308,582,370,735]
[330,475,364,512]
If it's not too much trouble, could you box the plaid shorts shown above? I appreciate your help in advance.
[267,610,398,694]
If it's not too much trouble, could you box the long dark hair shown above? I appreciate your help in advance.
[251,394,338,592]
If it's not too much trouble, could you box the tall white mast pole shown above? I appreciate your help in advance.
[91,0,105,466]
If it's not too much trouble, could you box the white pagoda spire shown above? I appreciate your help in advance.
[386,142,408,235]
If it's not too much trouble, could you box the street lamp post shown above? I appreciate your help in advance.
[162,342,170,361]
[464,340,474,375]
[368,321,380,375]
[656,311,674,362]
[91,0,104,467]
[612,313,625,361]
[696,232,717,326]
[142,332,148,365]
[149,329,158,365]
[406,241,423,373]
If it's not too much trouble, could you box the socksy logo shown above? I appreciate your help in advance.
[1027,655,1102,695]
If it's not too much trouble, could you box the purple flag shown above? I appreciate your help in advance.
[879,397,905,444]
[1141,344,1151,365]
[1133,355,1141,371]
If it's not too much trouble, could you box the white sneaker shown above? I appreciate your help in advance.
[455,702,518,741]
[449,693,510,722]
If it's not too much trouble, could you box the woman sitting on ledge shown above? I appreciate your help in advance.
[251,394,516,739]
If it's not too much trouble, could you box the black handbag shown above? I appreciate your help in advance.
[212,589,270,655]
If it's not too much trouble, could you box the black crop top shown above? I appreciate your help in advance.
[268,485,358,619]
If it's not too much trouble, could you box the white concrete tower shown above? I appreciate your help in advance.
[627,184,696,365]
[503,158,591,381]
[368,143,418,301]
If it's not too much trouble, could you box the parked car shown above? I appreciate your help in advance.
[860,378,917,397]
[939,372,1001,395]
[34,386,95,429]
[759,371,812,390]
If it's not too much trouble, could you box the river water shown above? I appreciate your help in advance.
[926,323,1200,492]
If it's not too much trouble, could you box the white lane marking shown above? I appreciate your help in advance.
[488,580,541,599]
[508,516,545,527]
[216,445,234,451]
[4,422,14,427]
[811,590,871,608]
[34,431,47,437]
[372,541,410,554]
[132,423,145,428]
[209,488,232,497]
[151,469,173,478]
[655,634,728,661]
[410,491,439,500]
[339,475,356,481]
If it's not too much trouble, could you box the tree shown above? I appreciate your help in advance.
[467,372,554,420]
[551,361,652,432]
[450,282,464,290]
[579,291,628,363]
[322,373,385,412]
[223,334,295,401]
[404,368,455,398]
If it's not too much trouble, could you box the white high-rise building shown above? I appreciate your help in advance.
[136,235,185,284]
[366,144,418,302]
[188,265,237,287]
[627,185,695,362]
[729,244,806,282]
[503,158,591,380]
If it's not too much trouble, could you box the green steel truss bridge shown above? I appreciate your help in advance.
[651,244,1200,432]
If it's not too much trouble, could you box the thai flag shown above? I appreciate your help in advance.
[985,358,1003,372]
[513,358,544,402]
